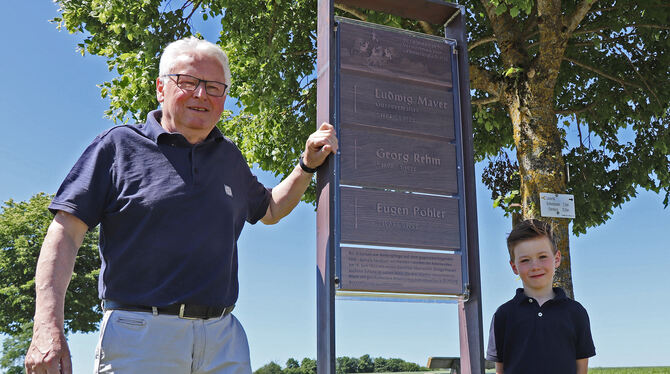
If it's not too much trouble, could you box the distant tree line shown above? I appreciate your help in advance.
[253,355,427,374]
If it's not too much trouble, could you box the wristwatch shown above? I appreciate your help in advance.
[299,156,319,173]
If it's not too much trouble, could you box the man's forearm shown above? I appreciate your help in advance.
[261,164,313,225]
[33,212,87,326]
[26,212,87,374]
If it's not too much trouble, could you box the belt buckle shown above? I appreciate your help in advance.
[178,304,198,320]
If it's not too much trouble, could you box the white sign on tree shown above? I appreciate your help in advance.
[540,192,576,219]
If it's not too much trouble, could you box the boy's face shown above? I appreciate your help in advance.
[510,236,561,293]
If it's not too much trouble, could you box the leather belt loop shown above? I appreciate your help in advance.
[221,305,235,318]
[178,304,198,320]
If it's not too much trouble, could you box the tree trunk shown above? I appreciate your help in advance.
[504,76,575,299]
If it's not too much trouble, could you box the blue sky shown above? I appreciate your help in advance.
[1,1,669,371]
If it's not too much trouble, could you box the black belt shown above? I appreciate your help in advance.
[103,300,234,319]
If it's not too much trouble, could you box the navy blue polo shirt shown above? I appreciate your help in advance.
[50,110,271,307]
[486,288,595,374]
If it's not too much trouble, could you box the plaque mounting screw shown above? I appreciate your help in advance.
[461,283,471,301]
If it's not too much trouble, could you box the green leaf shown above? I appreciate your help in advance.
[504,67,523,76]
[510,6,519,17]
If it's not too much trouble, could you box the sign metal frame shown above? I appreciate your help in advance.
[317,2,484,373]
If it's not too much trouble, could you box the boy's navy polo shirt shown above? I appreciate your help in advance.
[486,288,596,374]
[50,110,271,307]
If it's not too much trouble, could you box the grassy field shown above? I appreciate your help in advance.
[588,368,670,373]
[480,369,670,374]
[482,368,670,374]
[413,368,670,374]
[481,367,670,374]
[383,367,670,373]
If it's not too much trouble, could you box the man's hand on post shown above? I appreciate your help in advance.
[261,122,338,224]
[25,323,72,374]
[302,122,338,171]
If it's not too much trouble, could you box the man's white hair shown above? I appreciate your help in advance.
[159,36,232,87]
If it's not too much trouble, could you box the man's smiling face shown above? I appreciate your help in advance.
[156,51,227,144]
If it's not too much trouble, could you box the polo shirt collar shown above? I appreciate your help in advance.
[513,287,568,305]
[144,109,225,144]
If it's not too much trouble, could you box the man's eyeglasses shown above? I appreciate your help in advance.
[163,74,228,97]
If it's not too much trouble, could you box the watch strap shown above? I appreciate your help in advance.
[299,156,318,173]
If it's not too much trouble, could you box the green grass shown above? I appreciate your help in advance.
[588,368,670,374]
[380,367,670,374]
[483,368,670,374]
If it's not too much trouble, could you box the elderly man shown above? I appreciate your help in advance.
[25,36,337,374]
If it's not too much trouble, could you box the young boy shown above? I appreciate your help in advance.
[486,219,595,374]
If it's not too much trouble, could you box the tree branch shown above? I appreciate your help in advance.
[565,0,599,35]
[267,0,280,48]
[472,96,500,105]
[479,0,527,66]
[470,64,502,97]
[468,36,496,51]
[574,24,670,35]
[418,21,435,35]
[569,31,641,47]
[281,50,312,56]
[521,12,538,39]
[587,5,619,14]
[334,4,367,21]
[614,45,663,108]
[554,102,596,116]
[183,0,202,23]
[563,57,644,89]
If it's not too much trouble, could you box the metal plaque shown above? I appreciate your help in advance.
[340,124,458,194]
[339,20,453,85]
[340,72,455,139]
[340,247,463,294]
[340,187,461,250]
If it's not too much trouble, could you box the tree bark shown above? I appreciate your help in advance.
[503,74,575,299]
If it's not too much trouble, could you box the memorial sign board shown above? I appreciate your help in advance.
[340,247,462,294]
[318,6,484,373]
[340,186,461,250]
[340,124,458,194]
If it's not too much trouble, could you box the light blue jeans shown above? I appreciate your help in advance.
[94,309,252,374]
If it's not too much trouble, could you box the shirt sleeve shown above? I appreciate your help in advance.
[575,305,596,359]
[486,311,503,362]
[243,170,271,224]
[49,135,114,229]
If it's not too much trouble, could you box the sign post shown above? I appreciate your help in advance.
[317,2,483,373]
